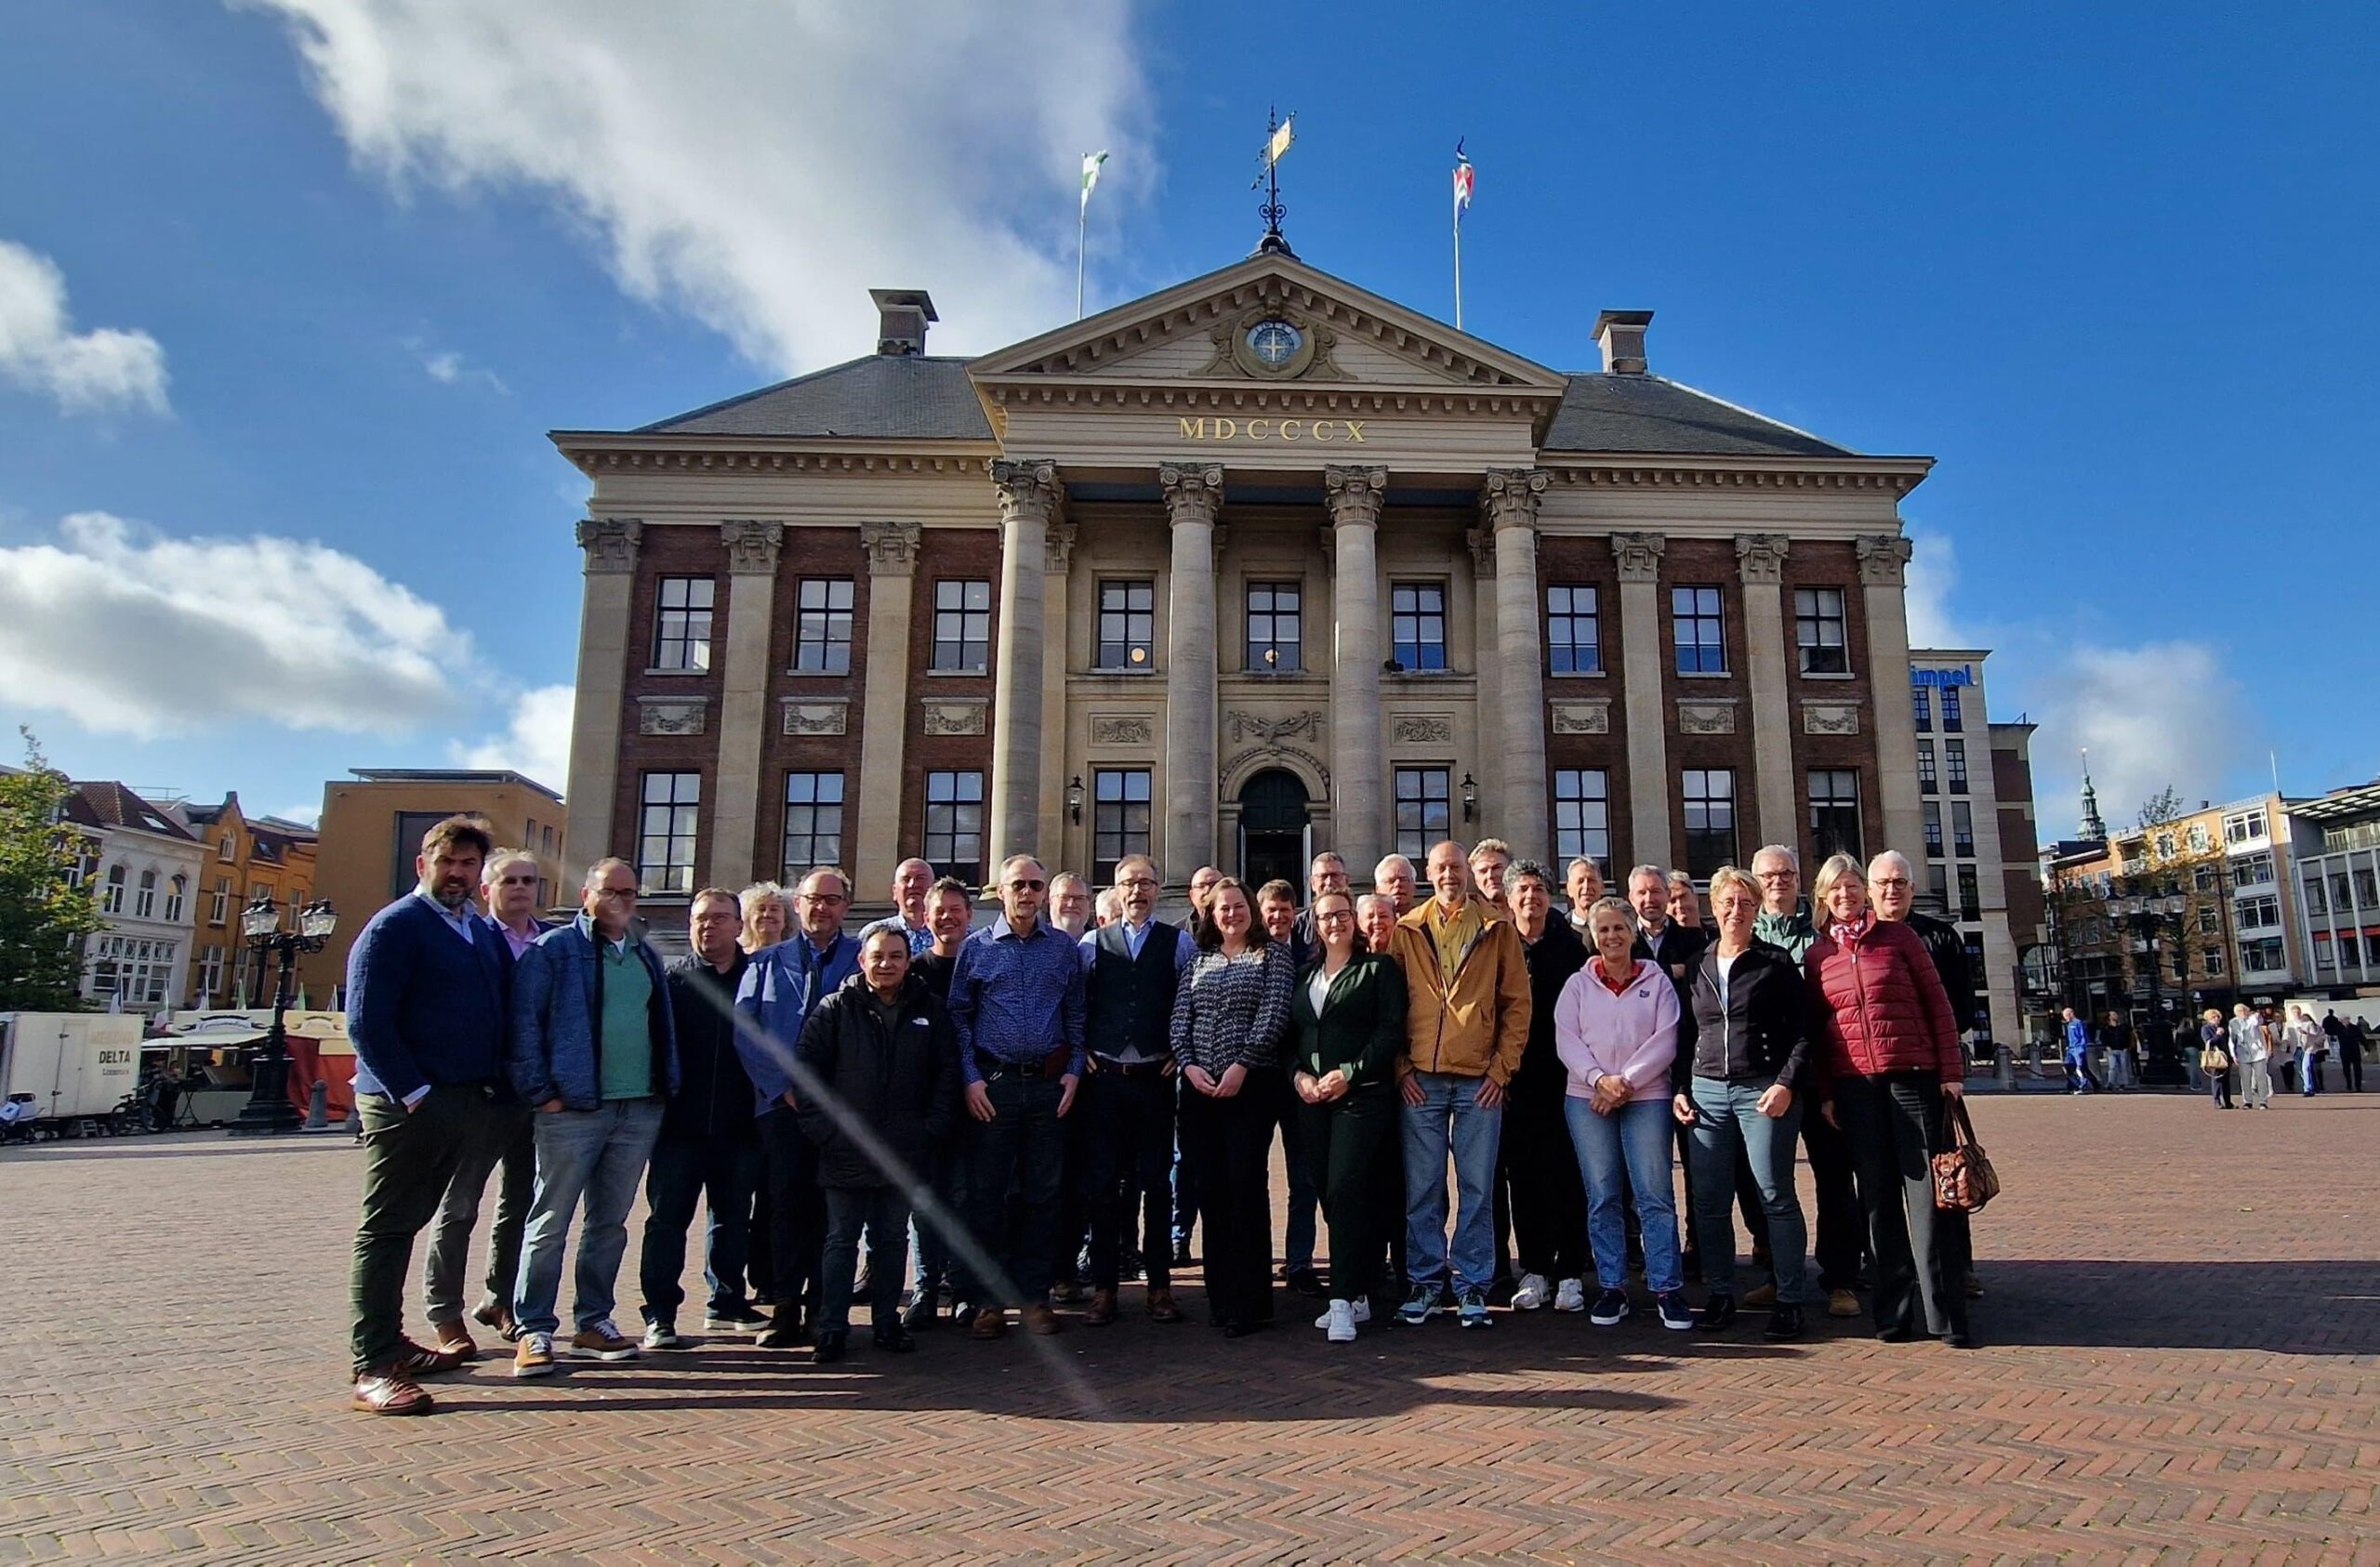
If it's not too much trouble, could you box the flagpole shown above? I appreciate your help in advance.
[1453,210,1463,332]
[1077,199,1088,321]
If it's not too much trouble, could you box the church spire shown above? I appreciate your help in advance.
[2078,747,2107,842]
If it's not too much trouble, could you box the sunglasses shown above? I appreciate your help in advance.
[1009,878,1046,891]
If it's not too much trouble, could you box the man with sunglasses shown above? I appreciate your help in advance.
[945,854,1086,1338]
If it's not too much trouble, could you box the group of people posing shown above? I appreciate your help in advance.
[341,815,1983,1418]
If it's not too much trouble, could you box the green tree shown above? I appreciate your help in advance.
[0,729,105,1011]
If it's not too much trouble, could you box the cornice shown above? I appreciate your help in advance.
[978,379,1562,420]
[551,434,999,479]
[1541,454,1934,494]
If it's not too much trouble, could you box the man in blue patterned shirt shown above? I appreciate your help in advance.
[945,853,1086,1338]
[857,858,937,957]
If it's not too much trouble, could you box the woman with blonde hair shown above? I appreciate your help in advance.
[738,882,791,954]
[2199,1007,2234,1109]
[1804,852,1970,1347]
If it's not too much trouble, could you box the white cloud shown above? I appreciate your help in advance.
[2038,640,2248,830]
[0,240,170,414]
[450,682,573,791]
[418,344,507,393]
[0,510,468,738]
[1902,530,1965,650]
[248,0,1155,371]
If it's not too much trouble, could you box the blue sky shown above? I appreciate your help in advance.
[2,2,2373,835]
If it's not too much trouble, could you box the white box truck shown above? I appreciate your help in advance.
[0,1012,145,1133]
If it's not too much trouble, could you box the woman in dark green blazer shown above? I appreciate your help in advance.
[1289,890,1409,1342]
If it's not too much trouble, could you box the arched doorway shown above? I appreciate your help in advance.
[1237,769,1310,892]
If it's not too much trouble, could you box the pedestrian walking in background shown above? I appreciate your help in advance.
[2338,1016,2367,1093]
[2060,1007,2100,1094]
[2102,1010,2136,1092]
[2284,1007,2324,1097]
[2229,1004,2272,1109]
[2200,1009,2234,1108]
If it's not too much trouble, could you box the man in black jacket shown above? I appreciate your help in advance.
[1870,850,1981,1307]
[795,928,959,1362]
[638,888,765,1348]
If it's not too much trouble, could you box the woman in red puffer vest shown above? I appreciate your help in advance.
[1804,851,1970,1349]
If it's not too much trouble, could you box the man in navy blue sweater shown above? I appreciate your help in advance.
[345,815,513,1416]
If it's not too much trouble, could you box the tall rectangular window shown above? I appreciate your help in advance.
[1554,769,1610,874]
[1945,739,1969,794]
[1391,583,1447,670]
[1927,863,1950,914]
[196,946,224,1000]
[1918,742,1937,795]
[653,577,715,672]
[1092,769,1153,885]
[134,870,157,919]
[1912,685,1933,731]
[1672,586,1726,674]
[1246,582,1302,672]
[1956,864,1980,920]
[1951,800,1976,857]
[1940,683,1964,732]
[793,578,854,673]
[638,771,701,894]
[1682,769,1737,877]
[923,770,985,888]
[1962,933,1986,986]
[163,876,185,924]
[1924,800,1944,854]
[1394,767,1451,858]
[781,772,845,880]
[1546,585,1602,674]
[1096,580,1155,669]
[101,865,125,915]
[932,579,992,672]
[1794,587,1848,674]
[1808,770,1862,863]
[209,876,231,926]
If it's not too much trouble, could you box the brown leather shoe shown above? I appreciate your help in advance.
[352,1370,433,1416]
[430,1321,478,1359]
[1085,1287,1117,1326]
[1146,1288,1183,1323]
[970,1307,1010,1340]
[1021,1304,1064,1336]
[470,1297,519,1341]
[390,1337,467,1377]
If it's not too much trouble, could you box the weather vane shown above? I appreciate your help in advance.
[1251,105,1296,257]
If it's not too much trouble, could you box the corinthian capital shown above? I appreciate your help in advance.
[1610,531,1666,584]
[1734,533,1791,584]
[1044,520,1078,574]
[575,518,642,574]
[991,458,1064,528]
[1158,460,1225,528]
[1480,467,1549,534]
[859,520,921,577]
[1323,464,1389,529]
[1856,533,1915,586]
[720,520,784,575]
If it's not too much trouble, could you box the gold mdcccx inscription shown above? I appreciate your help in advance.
[1177,416,1368,443]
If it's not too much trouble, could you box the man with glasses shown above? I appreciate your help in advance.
[1751,843,1859,1317]
[946,855,1086,1337]
[1869,849,1983,1304]
[419,849,552,1354]
[734,865,862,1349]
[508,858,681,1378]
[1077,855,1194,1325]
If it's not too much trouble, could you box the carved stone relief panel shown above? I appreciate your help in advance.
[638,696,708,736]
[1091,715,1156,746]
[1390,715,1454,744]
[780,699,850,737]
[922,698,990,737]
[1803,702,1861,736]
[1677,699,1738,735]
[1550,700,1610,735]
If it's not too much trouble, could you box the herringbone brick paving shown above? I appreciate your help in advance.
[0,1095,2373,1562]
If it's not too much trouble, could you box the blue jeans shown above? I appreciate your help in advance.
[1565,1095,1682,1296]
[959,1072,1067,1308]
[1686,1078,1808,1300]
[1399,1072,1503,1295]
[639,1128,763,1323]
[513,1098,666,1337]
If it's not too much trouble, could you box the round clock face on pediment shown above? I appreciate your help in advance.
[1246,318,1304,369]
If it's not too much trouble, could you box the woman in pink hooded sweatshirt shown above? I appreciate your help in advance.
[1554,895,1688,1331]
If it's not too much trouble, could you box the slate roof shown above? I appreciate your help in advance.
[626,358,1854,458]
[68,782,193,840]
[638,355,995,441]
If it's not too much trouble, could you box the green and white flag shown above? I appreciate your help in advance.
[1080,150,1108,215]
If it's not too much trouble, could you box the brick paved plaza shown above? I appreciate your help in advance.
[2,1093,2373,1562]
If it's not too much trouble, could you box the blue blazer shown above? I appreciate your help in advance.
[508,914,681,1111]
[734,930,862,1114]
[347,892,513,1101]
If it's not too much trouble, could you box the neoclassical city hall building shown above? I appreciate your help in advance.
[553,251,1933,906]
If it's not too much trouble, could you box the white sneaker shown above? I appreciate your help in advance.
[1511,1271,1553,1311]
[641,1320,681,1350]
[1326,1299,1357,1343]
[1315,1295,1373,1329]
[1553,1277,1587,1313]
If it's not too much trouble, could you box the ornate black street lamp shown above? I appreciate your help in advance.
[2114,888,2187,1086]
[230,892,337,1135]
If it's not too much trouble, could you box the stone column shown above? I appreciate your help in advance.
[1038,521,1077,862]
[1325,465,1387,874]
[1160,461,1223,880]
[563,519,641,878]
[988,459,1064,865]
[1735,533,1797,856]
[1485,468,1551,856]
[853,520,921,889]
[1612,531,1673,871]
[1465,527,1501,821]
[707,520,784,889]
[1858,533,1924,862]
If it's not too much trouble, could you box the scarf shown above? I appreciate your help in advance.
[1825,909,1875,948]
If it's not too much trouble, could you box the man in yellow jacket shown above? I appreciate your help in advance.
[1388,839,1531,1330]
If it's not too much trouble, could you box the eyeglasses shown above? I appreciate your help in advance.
[799,892,847,905]
[1756,870,1797,881]
[595,885,639,899]
[1871,877,1912,890]
[1316,910,1355,925]
[1117,876,1157,889]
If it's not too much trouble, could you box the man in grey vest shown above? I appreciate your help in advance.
[1076,853,1195,1325]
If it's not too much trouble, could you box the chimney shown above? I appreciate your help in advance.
[1593,309,1653,375]
[870,288,937,356]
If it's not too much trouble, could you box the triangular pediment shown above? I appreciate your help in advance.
[967,254,1567,395]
